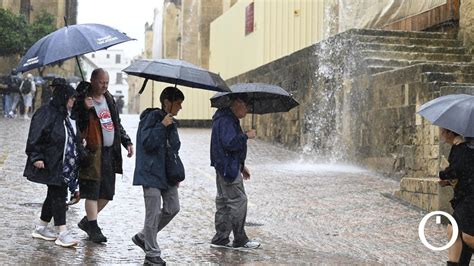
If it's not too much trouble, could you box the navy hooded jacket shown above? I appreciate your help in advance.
[210,107,248,182]
[133,108,181,190]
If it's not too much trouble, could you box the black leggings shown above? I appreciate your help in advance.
[40,184,67,226]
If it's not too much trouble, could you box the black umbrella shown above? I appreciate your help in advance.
[17,23,134,80]
[122,59,231,93]
[210,83,299,126]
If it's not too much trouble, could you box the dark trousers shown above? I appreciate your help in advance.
[212,172,249,247]
[40,184,67,226]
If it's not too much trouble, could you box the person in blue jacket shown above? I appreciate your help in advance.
[132,87,184,265]
[210,93,260,250]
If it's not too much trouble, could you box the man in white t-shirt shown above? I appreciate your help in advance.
[75,68,134,243]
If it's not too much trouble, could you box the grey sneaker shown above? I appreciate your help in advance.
[55,231,79,247]
[32,225,57,241]
[210,242,233,249]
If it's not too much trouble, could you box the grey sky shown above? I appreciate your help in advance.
[77,0,160,58]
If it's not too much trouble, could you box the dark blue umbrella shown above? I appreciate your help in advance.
[17,23,133,78]
[123,59,230,93]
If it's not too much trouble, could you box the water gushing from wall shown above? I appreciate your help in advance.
[301,3,358,163]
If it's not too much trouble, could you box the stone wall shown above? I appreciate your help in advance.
[226,29,473,180]
[225,46,314,149]
[225,33,354,157]
[459,0,474,53]
[0,0,77,76]
[163,1,180,59]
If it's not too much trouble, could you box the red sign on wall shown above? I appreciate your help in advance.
[245,2,254,35]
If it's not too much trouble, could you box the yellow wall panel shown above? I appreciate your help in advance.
[210,0,326,80]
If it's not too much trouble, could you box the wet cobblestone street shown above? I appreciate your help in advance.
[0,115,448,264]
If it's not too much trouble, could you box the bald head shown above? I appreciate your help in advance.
[90,68,109,96]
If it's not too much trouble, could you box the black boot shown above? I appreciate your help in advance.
[144,256,166,265]
[78,216,89,234]
[448,261,459,266]
[88,220,107,243]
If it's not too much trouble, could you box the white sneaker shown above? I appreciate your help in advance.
[236,240,261,249]
[32,225,57,241]
[210,243,233,249]
[55,231,78,247]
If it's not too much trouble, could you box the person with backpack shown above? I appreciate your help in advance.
[5,69,22,118]
[20,73,36,120]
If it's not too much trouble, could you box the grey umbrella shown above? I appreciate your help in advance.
[123,59,230,93]
[417,94,474,137]
[210,83,299,126]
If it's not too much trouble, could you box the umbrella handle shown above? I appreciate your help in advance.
[139,79,149,94]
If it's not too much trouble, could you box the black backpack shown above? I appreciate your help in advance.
[21,79,32,94]
[7,76,21,93]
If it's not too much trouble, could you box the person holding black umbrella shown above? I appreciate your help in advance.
[131,86,184,265]
[75,68,133,243]
[209,94,260,250]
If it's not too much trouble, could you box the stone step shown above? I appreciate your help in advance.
[422,72,474,83]
[354,35,463,47]
[370,64,474,88]
[364,59,474,69]
[348,28,457,39]
[361,50,472,63]
[399,177,439,194]
[367,66,396,75]
[395,177,453,212]
[426,81,474,92]
[440,86,474,95]
[364,58,413,68]
[358,43,466,54]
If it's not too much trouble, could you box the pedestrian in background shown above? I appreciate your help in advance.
[74,68,133,243]
[132,87,184,265]
[5,69,22,118]
[20,73,36,120]
[23,80,81,247]
[438,128,474,265]
[209,94,260,250]
[116,95,124,114]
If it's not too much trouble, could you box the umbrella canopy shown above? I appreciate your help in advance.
[210,83,299,114]
[17,23,133,73]
[123,59,230,93]
[418,94,474,137]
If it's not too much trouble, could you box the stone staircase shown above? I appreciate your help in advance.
[345,29,474,212]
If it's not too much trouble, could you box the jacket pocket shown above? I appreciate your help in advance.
[223,154,239,181]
